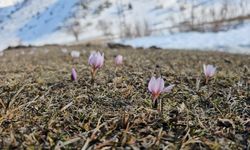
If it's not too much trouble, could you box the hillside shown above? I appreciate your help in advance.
[0,0,250,53]
[0,45,249,149]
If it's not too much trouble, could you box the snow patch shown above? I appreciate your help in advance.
[118,23,250,54]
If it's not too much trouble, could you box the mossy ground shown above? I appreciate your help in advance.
[0,45,249,149]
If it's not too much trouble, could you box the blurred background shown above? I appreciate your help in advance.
[0,0,250,54]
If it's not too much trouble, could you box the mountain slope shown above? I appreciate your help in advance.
[0,0,250,54]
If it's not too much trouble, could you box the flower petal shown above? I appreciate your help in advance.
[159,78,165,93]
[203,64,207,76]
[206,65,216,77]
[71,68,77,81]
[163,84,175,93]
[148,76,156,92]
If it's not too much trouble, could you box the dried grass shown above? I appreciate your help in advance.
[0,45,249,149]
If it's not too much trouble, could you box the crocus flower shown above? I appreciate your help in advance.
[203,64,216,84]
[148,76,175,109]
[61,48,68,53]
[115,55,123,65]
[88,51,104,81]
[71,50,80,58]
[71,68,77,81]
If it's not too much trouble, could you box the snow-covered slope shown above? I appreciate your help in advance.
[118,23,250,54]
[0,0,78,50]
[0,0,23,8]
[0,0,250,54]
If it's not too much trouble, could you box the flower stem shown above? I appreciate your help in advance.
[115,67,118,74]
[158,99,162,113]
[91,68,97,83]
[152,97,158,109]
[205,77,209,85]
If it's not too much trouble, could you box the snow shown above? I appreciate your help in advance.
[0,0,23,8]
[0,0,249,54]
[18,0,78,43]
[119,23,250,54]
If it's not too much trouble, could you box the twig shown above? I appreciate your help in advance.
[8,84,26,109]
[0,98,6,111]
[55,137,82,150]
[82,116,104,150]
[60,102,73,112]
[154,128,163,146]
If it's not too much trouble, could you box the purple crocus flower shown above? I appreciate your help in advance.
[115,55,123,65]
[88,51,104,81]
[71,68,77,81]
[88,51,104,69]
[203,64,216,83]
[148,76,175,108]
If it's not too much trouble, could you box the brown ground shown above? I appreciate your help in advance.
[0,45,249,149]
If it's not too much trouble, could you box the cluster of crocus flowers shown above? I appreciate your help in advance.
[148,76,175,111]
[71,68,77,81]
[67,49,218,113]
[88,51,104,81]
[115,55,123,65]
[203,64,216,84]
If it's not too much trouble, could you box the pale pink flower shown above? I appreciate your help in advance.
[88,51,104,69]
[148,76,175,100]
[115,55,123,65]
[203,64,216,83]
[71,68,77,81]
[61,48,68,53]
[88,51,104,81]
[71,51,80,58]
